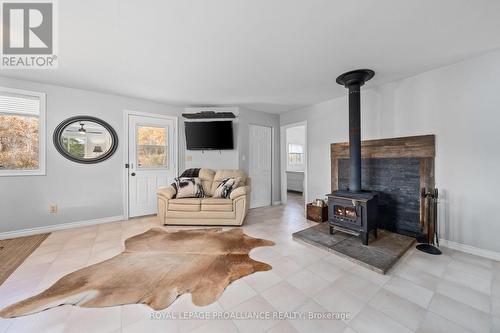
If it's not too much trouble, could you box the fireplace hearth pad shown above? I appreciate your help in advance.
[292,223,415,274]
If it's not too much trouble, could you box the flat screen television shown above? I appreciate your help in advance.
[185,121,234,150]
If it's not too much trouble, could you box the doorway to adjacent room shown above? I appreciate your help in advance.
[280,122,307,212]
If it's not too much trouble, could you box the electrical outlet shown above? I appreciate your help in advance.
[49,205,58,213]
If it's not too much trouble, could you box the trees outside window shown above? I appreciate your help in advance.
[136,126,168,168]
[0,88,46,176]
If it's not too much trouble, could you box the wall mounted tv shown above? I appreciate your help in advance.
[185,121,234,150]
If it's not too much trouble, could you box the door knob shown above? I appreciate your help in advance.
[131,172,136,176]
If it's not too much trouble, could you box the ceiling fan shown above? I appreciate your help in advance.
[65,122,103,134]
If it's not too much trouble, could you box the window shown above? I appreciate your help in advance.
[0,87,46,176]
[136,125,168,168]
[288,143,304,165]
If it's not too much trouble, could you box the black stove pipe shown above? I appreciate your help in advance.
[348,84,362,192]
[336,69,375,193]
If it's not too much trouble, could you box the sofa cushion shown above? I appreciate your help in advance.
[201,198,233,212]
[211,170,247,194]
[170,198,201,204]
[166,210,235,219]
[168,198,201,212]
[201,198,232,204]
[199,169,216,195]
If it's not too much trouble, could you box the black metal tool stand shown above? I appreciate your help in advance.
[417,188,442,255]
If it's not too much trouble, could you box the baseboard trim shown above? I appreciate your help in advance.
[0,215,125,240]
[440,238,500,261]
[272,201,282,206]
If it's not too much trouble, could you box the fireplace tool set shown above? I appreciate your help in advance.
[417,188,442,255]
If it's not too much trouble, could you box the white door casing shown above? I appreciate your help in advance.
[128,114,176,217]
[249,124,272,208]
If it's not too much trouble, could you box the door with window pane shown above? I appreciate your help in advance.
[128,114,176,217]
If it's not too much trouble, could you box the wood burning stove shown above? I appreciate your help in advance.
[328,190,378,245]
[328,69,379,245]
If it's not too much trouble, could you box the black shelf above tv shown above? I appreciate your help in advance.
[182,111,236,119]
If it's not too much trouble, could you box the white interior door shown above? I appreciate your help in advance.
[249,124,272,208]
[128,114,176,217]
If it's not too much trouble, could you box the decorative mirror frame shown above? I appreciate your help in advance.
[53,116,118,164]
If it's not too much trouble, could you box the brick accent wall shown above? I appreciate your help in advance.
[338,157,421,236]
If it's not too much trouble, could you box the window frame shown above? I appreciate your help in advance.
[287,143,304,165]
[135,124,169,169]
[0,86,46,177]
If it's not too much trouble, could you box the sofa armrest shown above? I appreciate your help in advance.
[230,185,250,200]
[156,186,176,200]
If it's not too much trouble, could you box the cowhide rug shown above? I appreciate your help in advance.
[0,227,275,318]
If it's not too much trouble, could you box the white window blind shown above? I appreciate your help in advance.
[289,144,303,154]
[0,91,41,116]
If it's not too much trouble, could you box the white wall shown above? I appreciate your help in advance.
[181,106,281,203]
[0,78,283,235]
[281,50,500,253]
[281,91,380,203]
[185,149,239,170]
[0,76,185,234]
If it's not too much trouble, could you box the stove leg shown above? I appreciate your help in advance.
[329,226,334,235]
[362,232,369,245]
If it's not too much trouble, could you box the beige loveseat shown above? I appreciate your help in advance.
[156,169,251,226]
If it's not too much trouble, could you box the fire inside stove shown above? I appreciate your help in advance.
[334,205,358,220]
[328,193,378,245]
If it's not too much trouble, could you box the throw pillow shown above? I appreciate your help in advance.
[179,168,201,178]
[213,177,241,198]
[172,177,204,198]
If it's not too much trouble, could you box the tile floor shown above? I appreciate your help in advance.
[0,192,499,332]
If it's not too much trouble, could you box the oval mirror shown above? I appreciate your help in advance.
[53,116,118,163]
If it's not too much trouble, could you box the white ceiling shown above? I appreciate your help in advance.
[3,0,500,113]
